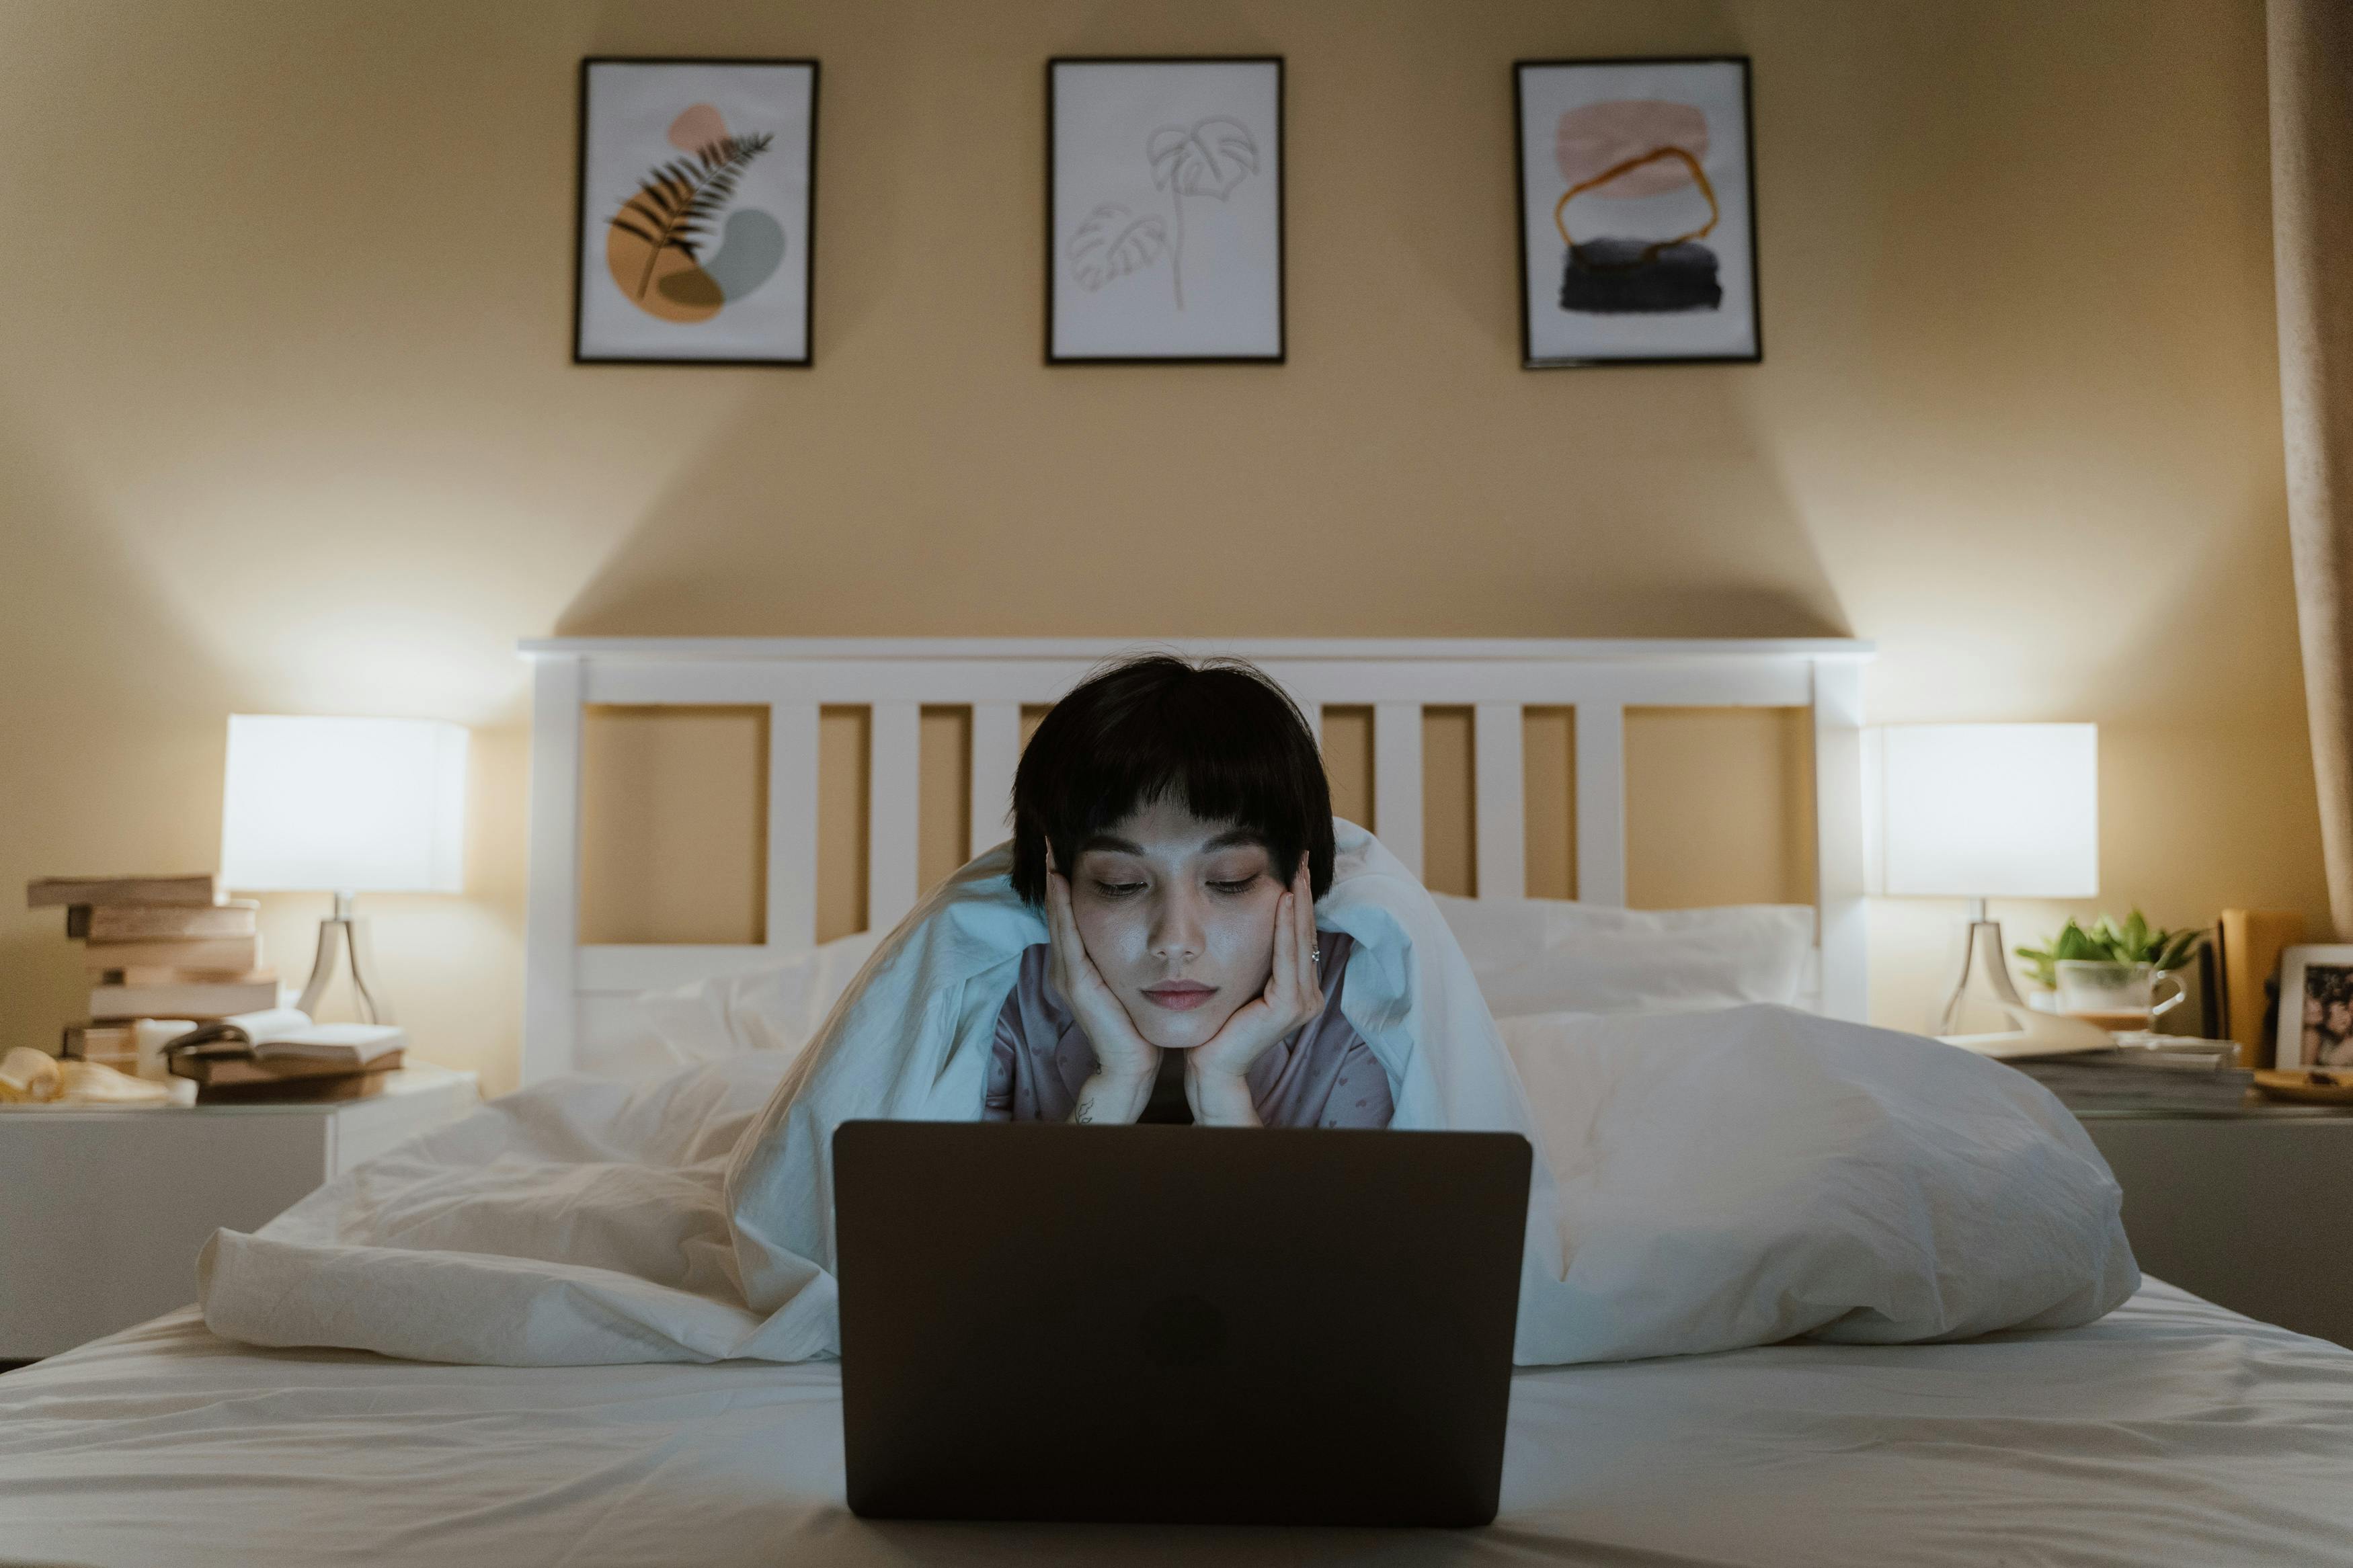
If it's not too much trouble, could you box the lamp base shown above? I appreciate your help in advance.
[1933,899,2026,1037]
[294,891,392,1025]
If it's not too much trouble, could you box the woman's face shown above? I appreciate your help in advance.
[1067,794,1289,1050]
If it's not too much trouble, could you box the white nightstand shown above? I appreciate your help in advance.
[0,1064,479,1361]
[2078,1105,2353,1348]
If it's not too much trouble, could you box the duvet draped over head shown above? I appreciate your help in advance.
[197,821,2138,1368]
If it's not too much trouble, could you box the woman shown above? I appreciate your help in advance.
[988,655,1393,1129]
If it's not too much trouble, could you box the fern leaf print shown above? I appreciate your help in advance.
[604,104,782,323]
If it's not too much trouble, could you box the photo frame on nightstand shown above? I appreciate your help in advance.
[2274,944,2353,1069]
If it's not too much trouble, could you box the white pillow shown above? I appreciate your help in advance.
[1491,1003,2137,1350]
[632,928,887,1066]
[1429,891,1812,1017]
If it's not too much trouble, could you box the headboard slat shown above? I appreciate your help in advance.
[1371,702,1425,878]
[766,702,821,952]
[969,702,1023,850]
[1573,702,1628,907]
[867,702,922,934]
[1810,659,1870,1022]
[1473,703,1526,899]
[521,654,585,1087]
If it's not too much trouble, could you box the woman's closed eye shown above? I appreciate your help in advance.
[1088,874,1258,897]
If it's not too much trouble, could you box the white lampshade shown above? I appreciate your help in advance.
[1870,723,2098,899]
[219,715,468,893]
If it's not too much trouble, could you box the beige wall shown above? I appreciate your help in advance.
[0,0,2319,1091]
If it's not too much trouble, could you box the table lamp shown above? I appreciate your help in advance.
[218,714,469,1024]
[1870,723,2099,1036]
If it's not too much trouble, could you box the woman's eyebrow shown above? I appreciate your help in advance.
[1079,834,1146,855]
[1204,829,1267,851]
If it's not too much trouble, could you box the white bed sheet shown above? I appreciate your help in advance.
[3,1280,2348,1567]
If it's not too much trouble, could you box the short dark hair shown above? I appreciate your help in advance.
[1010,655,1334,906]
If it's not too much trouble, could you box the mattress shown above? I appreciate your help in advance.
[2,1279,2348,1567]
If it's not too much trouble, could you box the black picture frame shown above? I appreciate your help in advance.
[1513,56,1761,369]
[1046,56,1287,365]
[573,55,820,368]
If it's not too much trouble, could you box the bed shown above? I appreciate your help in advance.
[3,1279,2350,1567]
[5,638,2352,1567]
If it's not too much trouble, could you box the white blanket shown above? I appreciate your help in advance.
[200,823,2136,1366]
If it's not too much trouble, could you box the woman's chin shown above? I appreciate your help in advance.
[1135,1015,1237,1053]
[1127,995,1242,1053]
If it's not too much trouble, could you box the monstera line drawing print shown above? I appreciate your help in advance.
[1050,58,1284,362]
[1069,117,1261,309]
[575,58,818,366]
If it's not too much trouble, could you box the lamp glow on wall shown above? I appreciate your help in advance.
[219,715,469,1024]
[1867,723,2099,1036]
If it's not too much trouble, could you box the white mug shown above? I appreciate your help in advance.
[2054,959,2185,1033]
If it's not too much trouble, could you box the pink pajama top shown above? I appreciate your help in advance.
[981,933,1396,1128]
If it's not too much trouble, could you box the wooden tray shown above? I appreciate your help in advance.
[2252,1068,2353,1104]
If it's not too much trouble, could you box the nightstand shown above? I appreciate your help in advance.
[0,1064,479,1361]
[2078,1104,2353,1347]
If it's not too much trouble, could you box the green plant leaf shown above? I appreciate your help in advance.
[2014,942,2059,988]
[2032,911,2205,972]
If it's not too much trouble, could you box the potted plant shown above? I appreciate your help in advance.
[2014,911,2202,991]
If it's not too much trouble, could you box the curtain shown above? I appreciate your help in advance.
[2270,0,2353,939]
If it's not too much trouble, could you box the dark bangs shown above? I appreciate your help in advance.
[1010,655,1335,905]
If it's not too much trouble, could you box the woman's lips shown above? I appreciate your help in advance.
[1142,982,1218,1012]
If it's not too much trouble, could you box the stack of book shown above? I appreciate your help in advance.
[2007,1041,2255,1114]
[27,874,278,1070]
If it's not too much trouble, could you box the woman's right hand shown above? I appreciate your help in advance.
[1045,855,1160,1124]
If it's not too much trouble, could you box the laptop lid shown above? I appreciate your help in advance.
[835,1120,1530,1527]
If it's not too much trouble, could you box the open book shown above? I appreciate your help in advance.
[163,1008,406,1069]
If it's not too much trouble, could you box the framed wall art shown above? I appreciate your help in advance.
[574,56,818,366]
[1047,56,1285,364]
[1514,57,1759,368]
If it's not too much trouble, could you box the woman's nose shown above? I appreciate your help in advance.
[1148,888,1205,962]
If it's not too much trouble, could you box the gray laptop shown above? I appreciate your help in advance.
[833,1120,1530,1527]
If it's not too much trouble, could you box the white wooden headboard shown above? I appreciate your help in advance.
[518,637,1874,1083]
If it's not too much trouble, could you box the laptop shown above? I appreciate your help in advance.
[833,1120,1531,1528]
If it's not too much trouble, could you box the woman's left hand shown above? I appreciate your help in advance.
[1185,858,1323,1126]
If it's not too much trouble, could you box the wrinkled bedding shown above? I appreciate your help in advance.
[7,1280,2352,1568]
[200,825,2135,1368]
